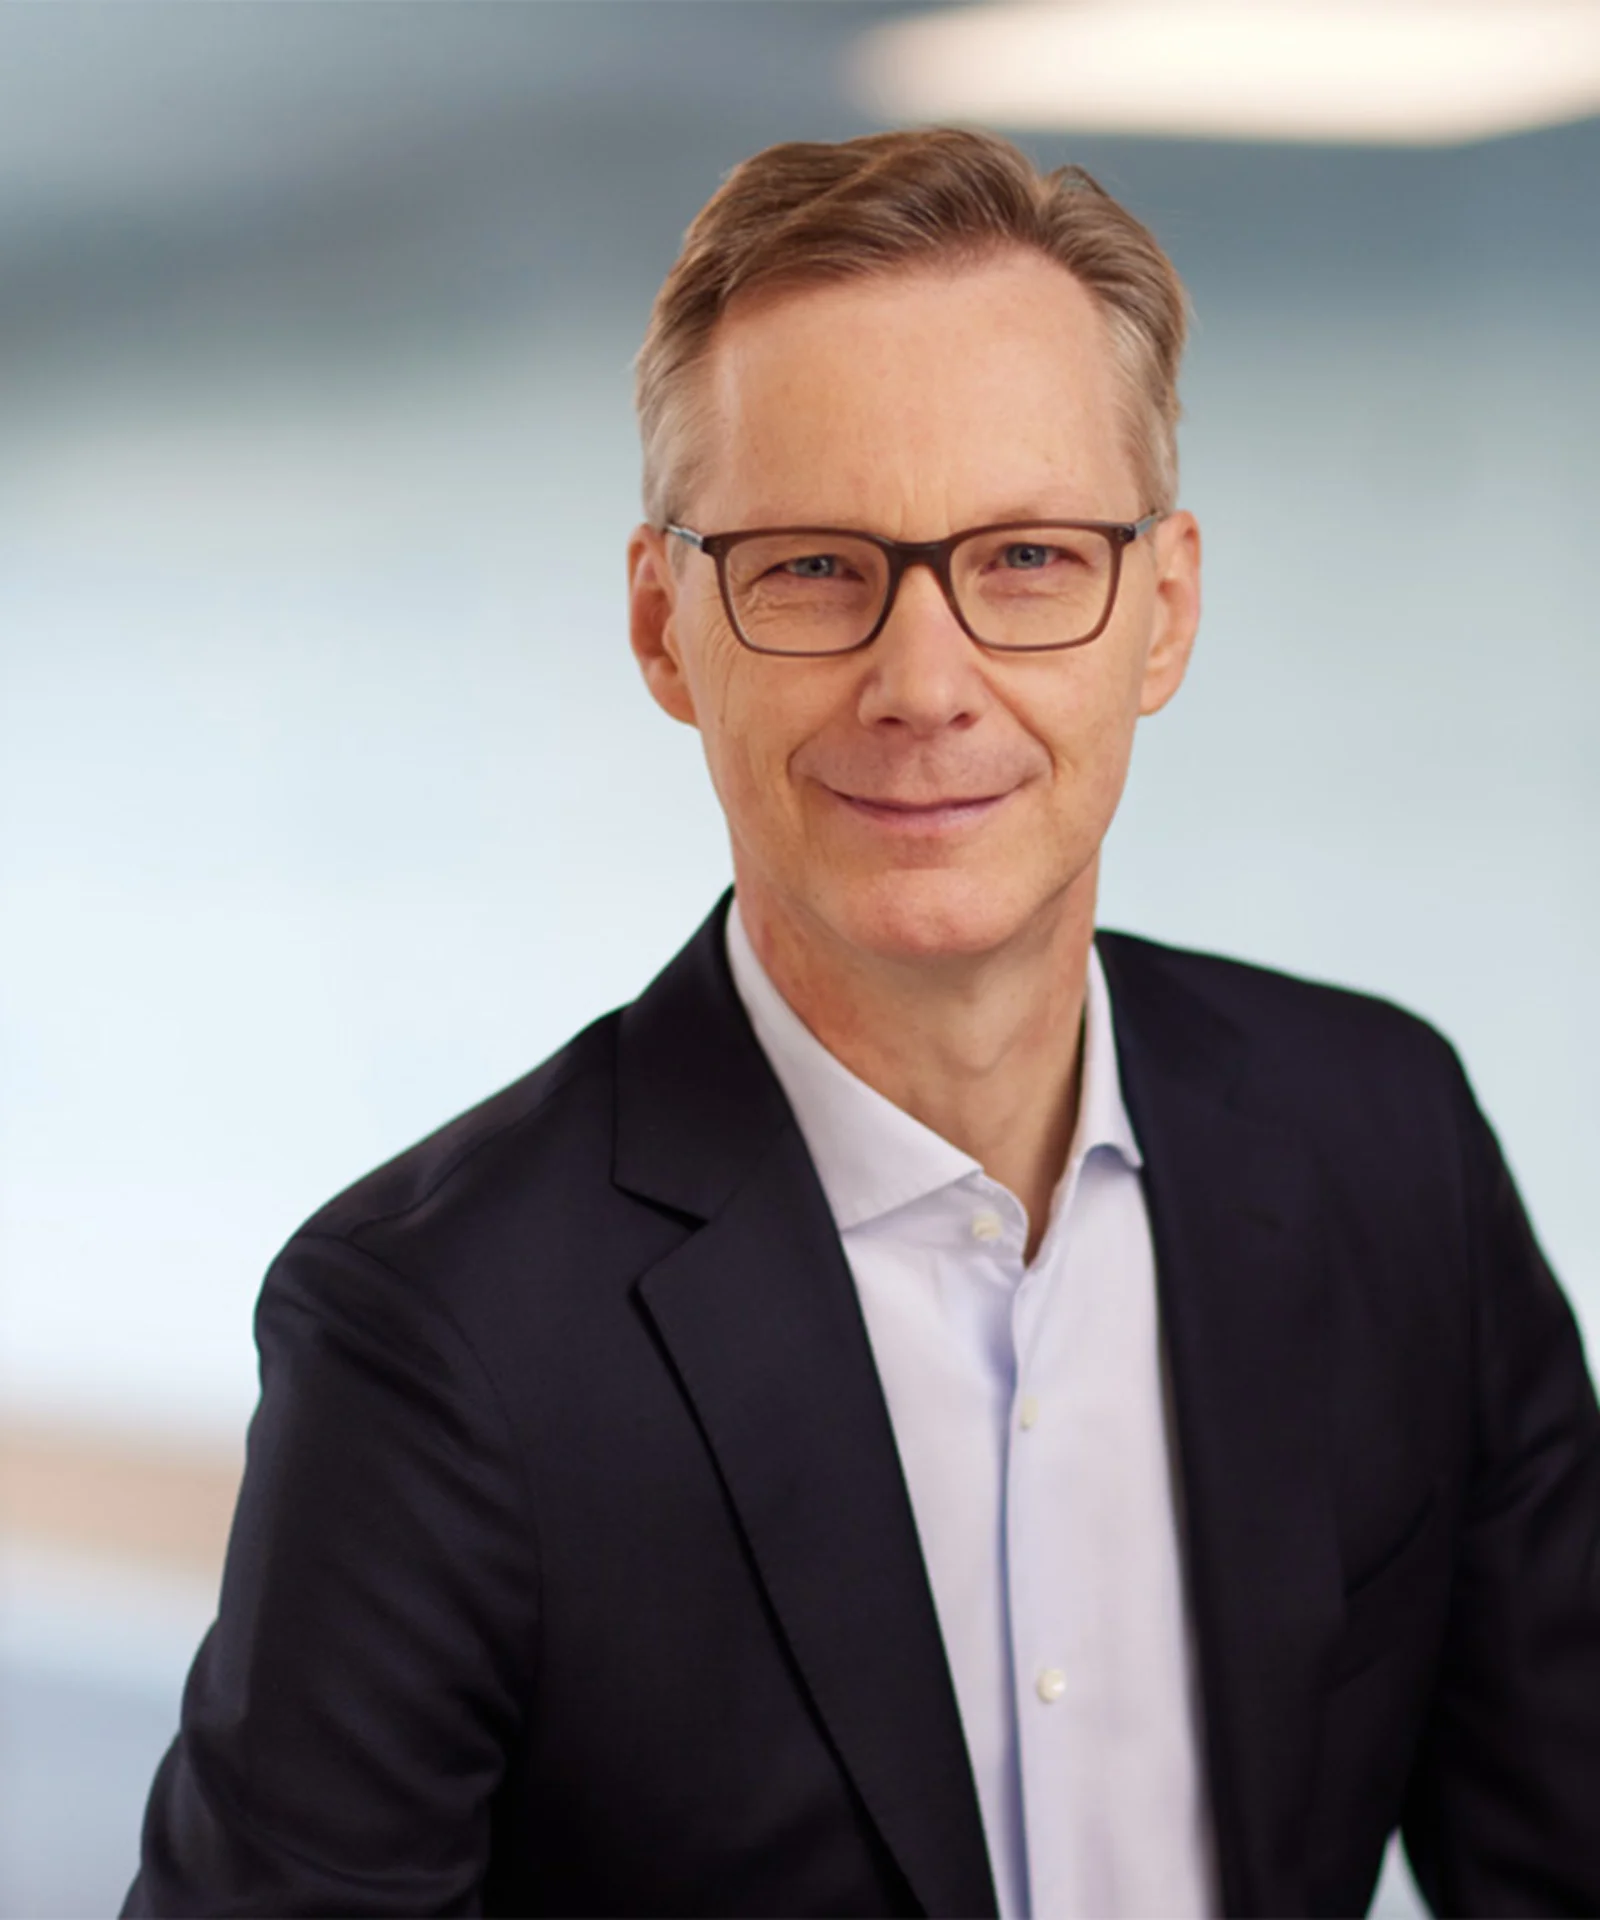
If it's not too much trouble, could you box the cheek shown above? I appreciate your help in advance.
[1020,650,1143,776]
[1006,646,1148,847]
[1068,608,1153,747]
[681,628,817,825]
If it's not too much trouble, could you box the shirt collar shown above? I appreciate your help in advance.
[725,899,1142,1235]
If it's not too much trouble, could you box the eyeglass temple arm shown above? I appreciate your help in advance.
[665,524,706,551]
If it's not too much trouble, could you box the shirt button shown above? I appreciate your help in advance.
[970,1209,1004,1242]
[1036,1667,1067,1705]
[1018,1394,1039,1431]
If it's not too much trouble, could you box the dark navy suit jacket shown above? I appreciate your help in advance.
[127,899,1600,1916]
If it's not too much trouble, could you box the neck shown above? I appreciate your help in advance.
[736,871,1097,1259]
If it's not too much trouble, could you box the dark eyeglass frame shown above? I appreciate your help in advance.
[665,512,1163,656]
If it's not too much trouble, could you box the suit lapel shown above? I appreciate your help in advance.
[1100,935,1344,1918]
[614,908,1343,1918]
[615,902,999,1920]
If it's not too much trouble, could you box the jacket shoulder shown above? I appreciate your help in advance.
[1094,928,1482,1182]
[1097,927,1464,1085]
[295,1009,628,1263]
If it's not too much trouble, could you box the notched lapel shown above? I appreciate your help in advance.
[1103,937,1344,1919]
[617,901,997,1920]
[636,1133,998,1920]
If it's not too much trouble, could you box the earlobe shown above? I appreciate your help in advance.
[1138,510,1201,717]
[628,527,700,728]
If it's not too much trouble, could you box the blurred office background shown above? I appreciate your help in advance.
[1,3,1595,1913]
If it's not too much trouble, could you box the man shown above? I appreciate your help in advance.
[127,128,1599,1918]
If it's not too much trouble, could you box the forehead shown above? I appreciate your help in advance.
[691,251,1135,531]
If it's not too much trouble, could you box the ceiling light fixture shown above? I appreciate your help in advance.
[852,0,1600,147]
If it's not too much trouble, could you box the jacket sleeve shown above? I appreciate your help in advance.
[1400,1068,1600,1917]
[122,1230,541,1917]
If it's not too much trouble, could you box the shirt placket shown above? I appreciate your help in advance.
[1003,1155,1097,1920]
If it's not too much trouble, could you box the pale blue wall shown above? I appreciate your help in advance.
[3,105,1596,1440]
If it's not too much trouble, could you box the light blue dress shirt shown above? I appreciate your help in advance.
[727,902,1217,1919]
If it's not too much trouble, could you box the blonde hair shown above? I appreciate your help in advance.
[635,127,1189,525]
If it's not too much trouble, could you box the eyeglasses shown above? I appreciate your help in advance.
[665,513,1161,657]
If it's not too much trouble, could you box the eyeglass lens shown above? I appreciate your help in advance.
[721,527,1119,654]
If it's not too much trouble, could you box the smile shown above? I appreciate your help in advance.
[828,789,1012,833]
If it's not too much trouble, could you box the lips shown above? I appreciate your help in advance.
[827,787,1011,829]
[841,794,1003,812]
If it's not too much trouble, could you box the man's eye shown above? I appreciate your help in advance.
[781,553,843,579]
[1002,543,1060,570]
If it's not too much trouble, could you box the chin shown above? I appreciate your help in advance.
[818,868,1050,966]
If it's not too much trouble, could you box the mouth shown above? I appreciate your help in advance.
[826,788,1012,833]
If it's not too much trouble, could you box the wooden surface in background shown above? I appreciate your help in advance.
[0,1420,242,1577]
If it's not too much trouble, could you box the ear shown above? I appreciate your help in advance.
[628,525,699,728]
[1138,510,1201,717]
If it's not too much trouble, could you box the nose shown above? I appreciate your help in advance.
[855,559,987,737]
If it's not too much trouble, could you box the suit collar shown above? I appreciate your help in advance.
[613,894,794,1222]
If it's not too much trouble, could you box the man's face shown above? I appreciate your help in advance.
[628,249,1200,971]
